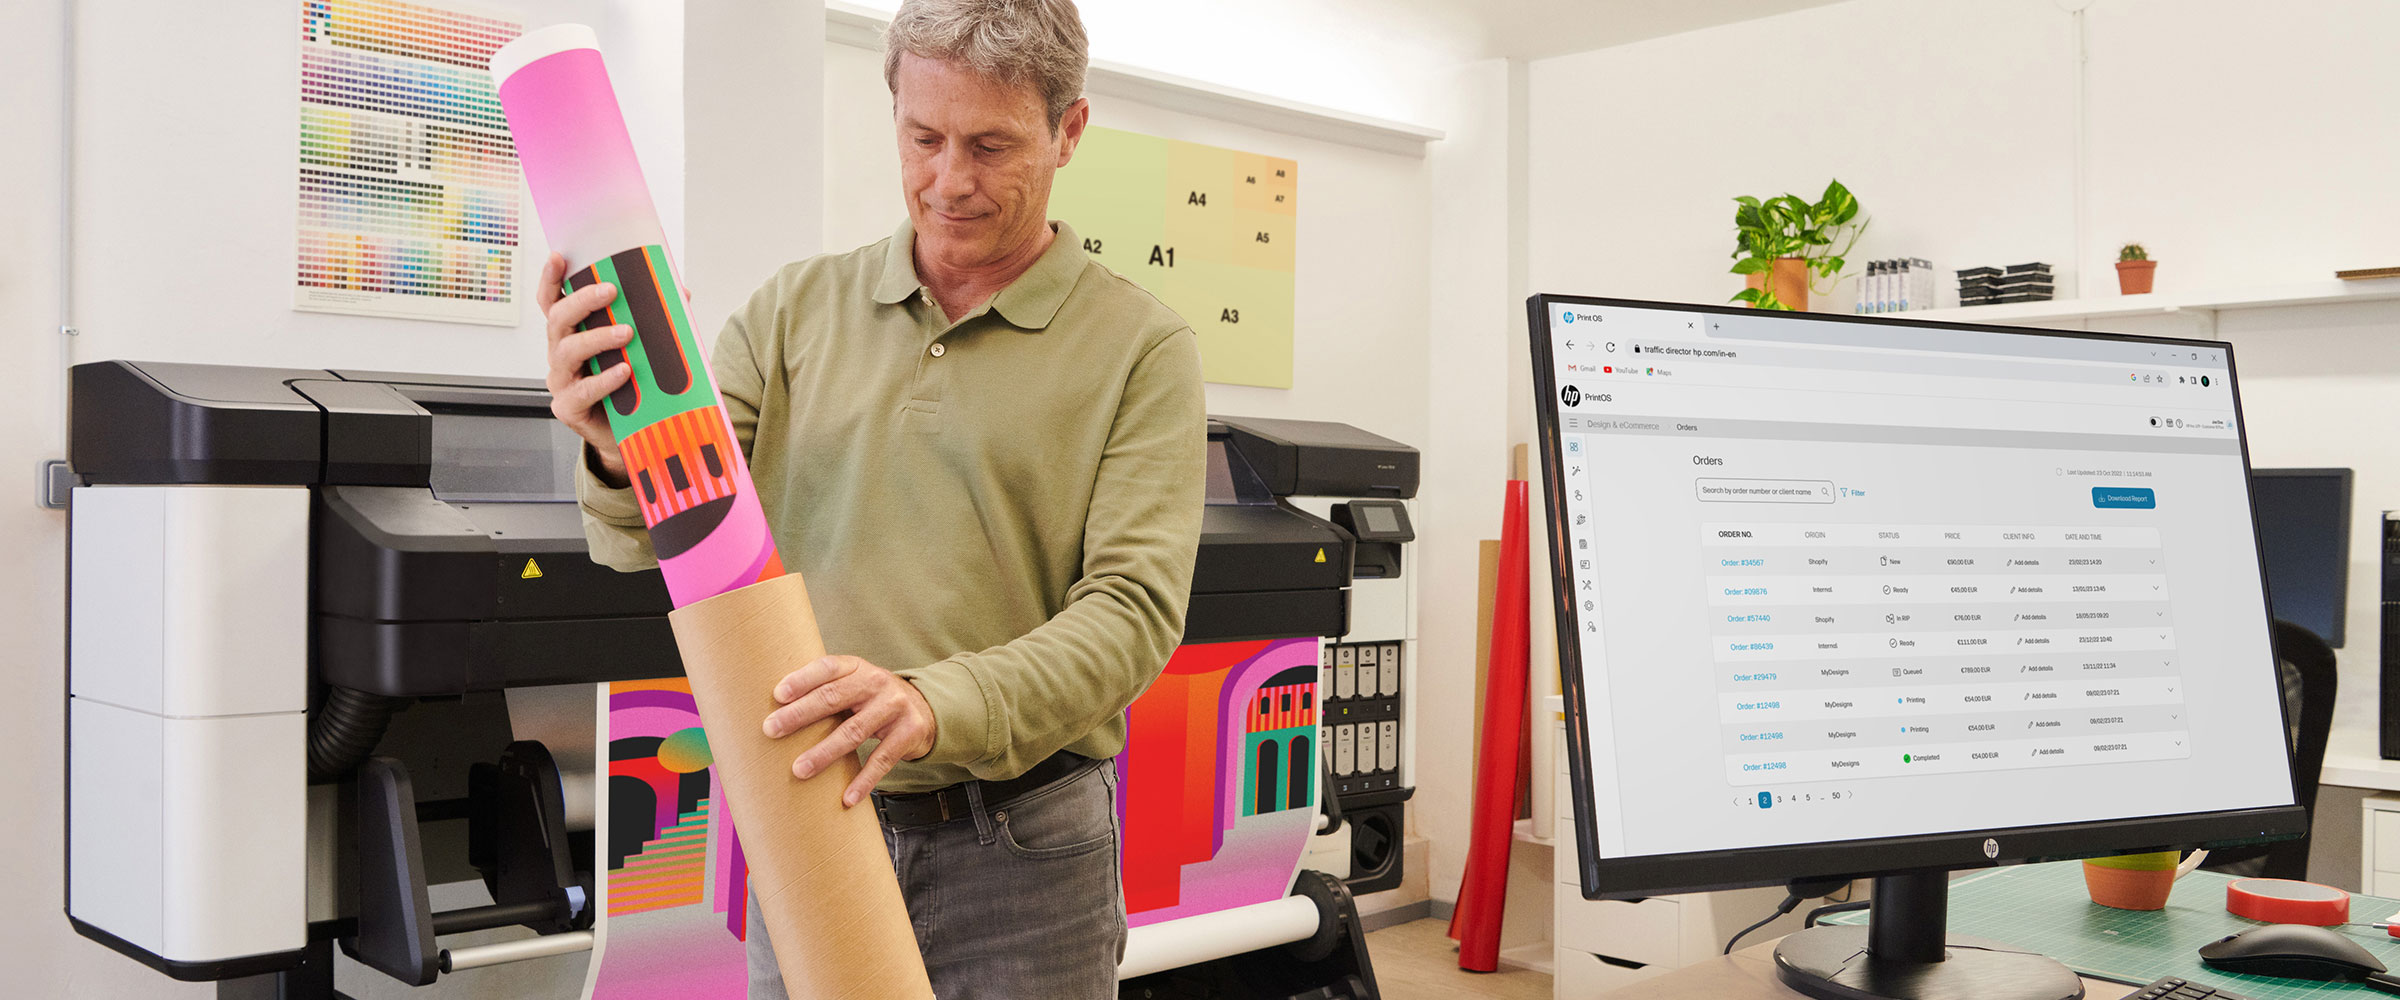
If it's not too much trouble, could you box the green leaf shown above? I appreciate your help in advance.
[1730,257,1771,275]
[1730,288,1766,305]
[1734,195,1763,209]
[1804,179,1857,228]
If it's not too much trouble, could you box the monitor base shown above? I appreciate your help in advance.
[1773,925,2084,1000]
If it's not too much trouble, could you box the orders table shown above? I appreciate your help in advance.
[1703,522,2187,787]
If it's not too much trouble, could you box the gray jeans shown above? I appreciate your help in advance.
[746,758,1127,999]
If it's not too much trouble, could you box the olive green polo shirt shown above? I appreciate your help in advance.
[578,219,1206,794]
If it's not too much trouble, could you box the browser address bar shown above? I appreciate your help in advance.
[1629,341,2170,387]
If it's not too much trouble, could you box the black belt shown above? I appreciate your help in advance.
[873,752,1092,827]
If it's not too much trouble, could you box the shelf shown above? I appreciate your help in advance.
[1513,817,1555,847]
[2319,721,2400,792]
[1896,277,2400,330]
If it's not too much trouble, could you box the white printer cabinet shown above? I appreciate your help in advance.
[1549,716,1807,995]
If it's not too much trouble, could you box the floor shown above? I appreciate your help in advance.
[1363,918,1552,1000]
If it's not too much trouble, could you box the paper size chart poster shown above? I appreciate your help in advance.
[1048,127,1297,389]
[293,0,522,325]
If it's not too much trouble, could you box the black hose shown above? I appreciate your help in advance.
[309,685,402,781]
[1319,750,1346,835]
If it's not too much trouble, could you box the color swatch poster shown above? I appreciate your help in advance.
[293,0,522,325]
[1117,638,1321,927]
[1047,127,1297,389]
[589,679,750,998]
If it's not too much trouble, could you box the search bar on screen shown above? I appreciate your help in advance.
[1695,478,1836,503]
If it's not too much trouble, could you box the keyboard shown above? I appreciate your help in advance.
[2114,976,2257,1000]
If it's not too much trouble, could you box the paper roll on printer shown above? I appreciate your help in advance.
[61,360,1420,996]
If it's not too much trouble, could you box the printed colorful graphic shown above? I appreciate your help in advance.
[1047,127,1298,389]
[294,0,522,325]
[1117,638,1321,927]
[595,679,749,998]
[495,29,784,607]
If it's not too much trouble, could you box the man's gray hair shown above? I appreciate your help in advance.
[884,0,1089,130]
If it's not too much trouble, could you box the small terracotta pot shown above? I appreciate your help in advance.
[2117,259,2157,295]
[1745,258,1812,312]
[2084,852,2178,910]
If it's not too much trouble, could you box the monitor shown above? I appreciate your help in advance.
[1527,294,2304,1000]
[2248,468,2354,647]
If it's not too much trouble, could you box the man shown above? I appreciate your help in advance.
[537,1,1204,996]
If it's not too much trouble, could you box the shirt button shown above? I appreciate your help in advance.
[929,343,946,358]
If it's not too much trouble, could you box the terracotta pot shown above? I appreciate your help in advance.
[1744,257,1811,311]
[2084,852,2179,910]
[2117,259,2157,295]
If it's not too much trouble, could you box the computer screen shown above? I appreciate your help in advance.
[1528,295,2302,906]
[2249,468,2353,647]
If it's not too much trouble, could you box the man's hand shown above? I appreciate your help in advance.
[536,251,636,487]
[763,655,939,807]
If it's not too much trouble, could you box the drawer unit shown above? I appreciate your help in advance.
[1552,945,1663,995]
[1555,896,1682,966]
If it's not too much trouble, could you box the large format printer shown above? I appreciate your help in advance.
[66,360,679,996]
[64,360,1416,998]
[1198,417,1421,897]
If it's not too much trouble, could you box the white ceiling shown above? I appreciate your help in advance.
[1387,0,1852,61]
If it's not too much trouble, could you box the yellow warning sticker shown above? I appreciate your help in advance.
[1313,548,1326,563]
[521,558,544,580]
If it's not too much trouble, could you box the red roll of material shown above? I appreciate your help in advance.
[1452,479,1531,972]
[2226,878,2350,926]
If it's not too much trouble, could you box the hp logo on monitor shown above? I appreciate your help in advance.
[1982,838,2000,859]
[1561,385,1583,407]
[1562,311,1574,324]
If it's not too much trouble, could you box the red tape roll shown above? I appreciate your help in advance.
[2226,878,2350,926]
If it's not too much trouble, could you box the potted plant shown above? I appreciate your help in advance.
[2117,243,2156,295]
[1730,179,1867,311]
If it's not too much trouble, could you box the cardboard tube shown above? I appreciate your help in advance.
[669,572,933,1000]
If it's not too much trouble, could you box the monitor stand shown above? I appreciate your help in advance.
[1773,871,2086,1000]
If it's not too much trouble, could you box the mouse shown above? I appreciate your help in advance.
[2198,923,2399,988]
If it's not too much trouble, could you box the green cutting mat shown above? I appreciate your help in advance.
[1818,862,2400,997]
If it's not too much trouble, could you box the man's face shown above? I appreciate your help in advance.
[893,53,1087,274]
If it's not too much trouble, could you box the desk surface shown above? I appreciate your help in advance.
[1604,863,2400,999]
[1596,942,2121,999]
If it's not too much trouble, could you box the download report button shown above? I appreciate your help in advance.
[2092,487,2157,509]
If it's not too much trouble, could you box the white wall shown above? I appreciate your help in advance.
[1527,0,2400,878]
[1418,58,1521,907]
[2081,0,2400,295]
[1526,0,2400,325]
[66,0,683,378]
[685,0,826,339]
[0,1,158,991]
[3,0,824,995]
[1528,0,2079,310]
[832,0,1477,126]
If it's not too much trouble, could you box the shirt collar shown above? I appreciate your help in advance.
[870,218,1088,331]
[872,219,923,305]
